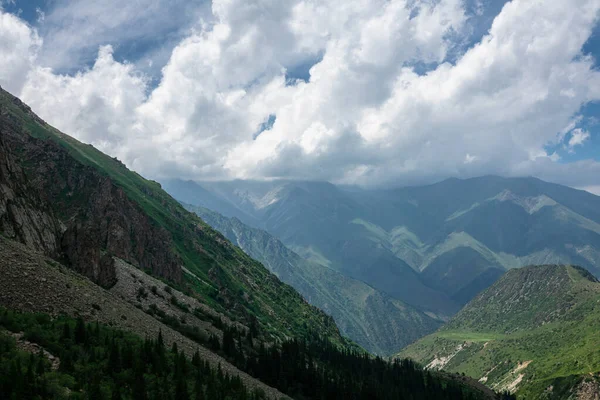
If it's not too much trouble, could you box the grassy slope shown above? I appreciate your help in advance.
[398,265,600,398]
[0,88,346,346]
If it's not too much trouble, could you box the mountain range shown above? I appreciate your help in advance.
[184,203,442,355]
[3,83,599,398]
[163,176,600,354]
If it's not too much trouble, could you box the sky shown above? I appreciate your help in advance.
[1,0,600,194]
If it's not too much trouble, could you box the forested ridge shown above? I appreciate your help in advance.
[0,308,514,399]
[0,308,265,400]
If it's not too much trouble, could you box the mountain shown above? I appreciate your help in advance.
[398,265,600,398]
[163,176,600,317]
[162,179,462,316]
[0,235,289,398]
[183,203,442,355]
[0,86,501,399]
[0,86,343,345]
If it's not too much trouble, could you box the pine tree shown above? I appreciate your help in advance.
[75,318,86,344]
[157,329,164,348]
[62,322,71,341]
[108,338,121,374]
[36,348,45,375]
[88,376,103,400]
[112,384,122,400]
[192,350,201,368]
[175,375,190,400]
[194,375,204,400]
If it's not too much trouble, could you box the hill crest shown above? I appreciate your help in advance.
[398,264,600,397]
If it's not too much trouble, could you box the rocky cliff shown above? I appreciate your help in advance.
[0,87,180,287]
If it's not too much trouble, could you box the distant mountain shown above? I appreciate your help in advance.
[163,177,600,317]
[398,264,600,398]
[162,179,462,316]
[183,203,442,355]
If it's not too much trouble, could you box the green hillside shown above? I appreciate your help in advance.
[0,87,345,346]
[183,203,442,356]
[0,308,266,399]
[398,265,600,398]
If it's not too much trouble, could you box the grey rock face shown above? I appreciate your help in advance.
[0,88,181,287]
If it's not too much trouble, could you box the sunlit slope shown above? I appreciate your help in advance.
[398,265,600,398]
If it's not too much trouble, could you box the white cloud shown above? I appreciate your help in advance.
[582,185,600,195]
[34,0,209,72]
[0,11,41,94]
[568,128,591,149]
[1,0,600,189]
[35,7,45,23]
[0,1,16,8]
[464,154,478,164]
[21,45,147,157]
[559,115,584,140]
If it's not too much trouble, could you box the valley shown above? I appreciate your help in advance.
[183,203,443,355]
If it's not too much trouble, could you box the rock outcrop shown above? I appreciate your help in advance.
[0,87,181,287]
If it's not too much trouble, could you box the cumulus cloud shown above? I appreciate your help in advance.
[1,0,600,189]
[584,185,600,195]
[0,11,41,94]
[568,128,591,150]
[34,0,209,73]
[21,45,147,154]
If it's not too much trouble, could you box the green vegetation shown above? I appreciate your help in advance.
[398,265,600,398]
[0,308,507,400]
[0,308,265,399]
[163,307,490,399]
[435,332,505,342]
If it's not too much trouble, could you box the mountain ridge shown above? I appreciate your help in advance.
[0,85,346,345]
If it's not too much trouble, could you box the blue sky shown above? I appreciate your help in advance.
[1,0,599,192]
[3,0,209,78]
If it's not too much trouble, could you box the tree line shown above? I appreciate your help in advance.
[0,307,517,399]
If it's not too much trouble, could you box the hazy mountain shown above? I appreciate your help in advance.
[184,203,442,355]
[162,179,462,316]
[163,176,600,317]
[398,264,600,398]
